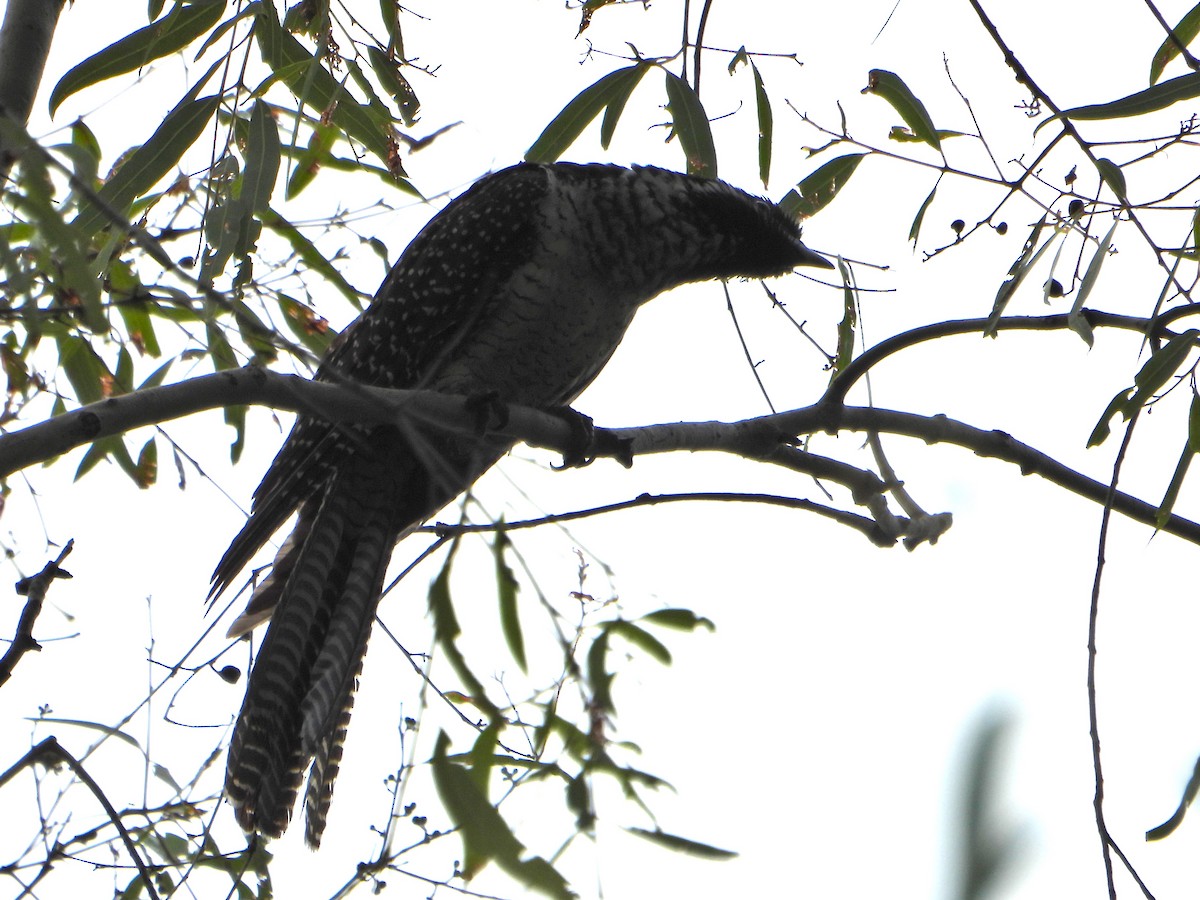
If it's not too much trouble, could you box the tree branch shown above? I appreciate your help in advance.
[0,0,66,180]
[1,360,1197,548]
[0,540,73,688]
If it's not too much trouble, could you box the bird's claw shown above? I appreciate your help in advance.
[547,407,633,469]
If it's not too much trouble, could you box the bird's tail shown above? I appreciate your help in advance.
[224,457,397,847]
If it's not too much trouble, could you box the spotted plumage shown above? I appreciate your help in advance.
[211,162,832,846]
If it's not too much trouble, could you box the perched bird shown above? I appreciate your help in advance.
[211,161,833,846]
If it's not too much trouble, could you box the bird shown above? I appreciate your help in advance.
[210,161,833,847]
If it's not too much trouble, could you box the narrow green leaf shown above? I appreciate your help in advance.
[253,6,394,166]
[1189,392,1200,451]
[831,257,856,380]
[663,70,717,177]
[1096,158,1127,201]
[56,334,111,405]
[586,630,614,714]
[285,121,338,200]
[136,358,175,391]
[114,345,133,395]
[1151,4,1200,84]
[525,64,650,164]
[492,527,526,671]
[1087,388,1135,447]
[908,183,937,246]
[888,126,968,143]
[379,0,403,55]
[74,94,222,236]
[1157,439,1193,528]
[640,608,715,631]
[432,732,572,898]
[49,0,225,115]
[261,208,364,309]
[1059,72,1200,121]
[626,827,738,859]
[609,620,671,664]
[468,723,500,794]
[599,64,648,149]
[428,542,502,721]
[277,294,334,357]
[241,100,281,213]
[865,69,941,150]
[984,216,1061,337]
[1067,218,1119,347]
[1129,328,1200,410]
[779,153,866,220]
[750,62,773,187]
[566,772,594,830]
[366,46,420,126]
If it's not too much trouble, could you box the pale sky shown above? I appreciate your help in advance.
[3,2,1200,898]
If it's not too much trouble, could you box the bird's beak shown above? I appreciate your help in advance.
[795,242,836,270]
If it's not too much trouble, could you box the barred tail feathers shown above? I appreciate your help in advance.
[224,463,397,845]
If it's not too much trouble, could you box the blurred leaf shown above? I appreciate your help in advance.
[586,630,614,714]
[134,436,158,488]
[566,772,594,830]
[780,153,866,220]
[468,723,500,794]
[663,70,717,177]
[640,608,715,631]
[285,121,337,199]
[610,619,671,664]
[627,827,737,859]
[525,63,650,163]
[492,527,526,671]
[74,94,222,236]
[56,334,112,405]
[865,69,941,150]
[428,541,501,721]
[1149,752,1200,839]
[954,715,1022,900]
[49,0,225,114]
[1151,5,1200,84]
[432,732,573,897]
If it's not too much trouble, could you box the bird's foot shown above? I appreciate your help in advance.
[547,407,633,469]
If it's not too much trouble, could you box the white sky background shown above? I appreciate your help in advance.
[4,1,1200,898]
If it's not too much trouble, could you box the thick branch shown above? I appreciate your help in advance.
[0,0,66,179]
